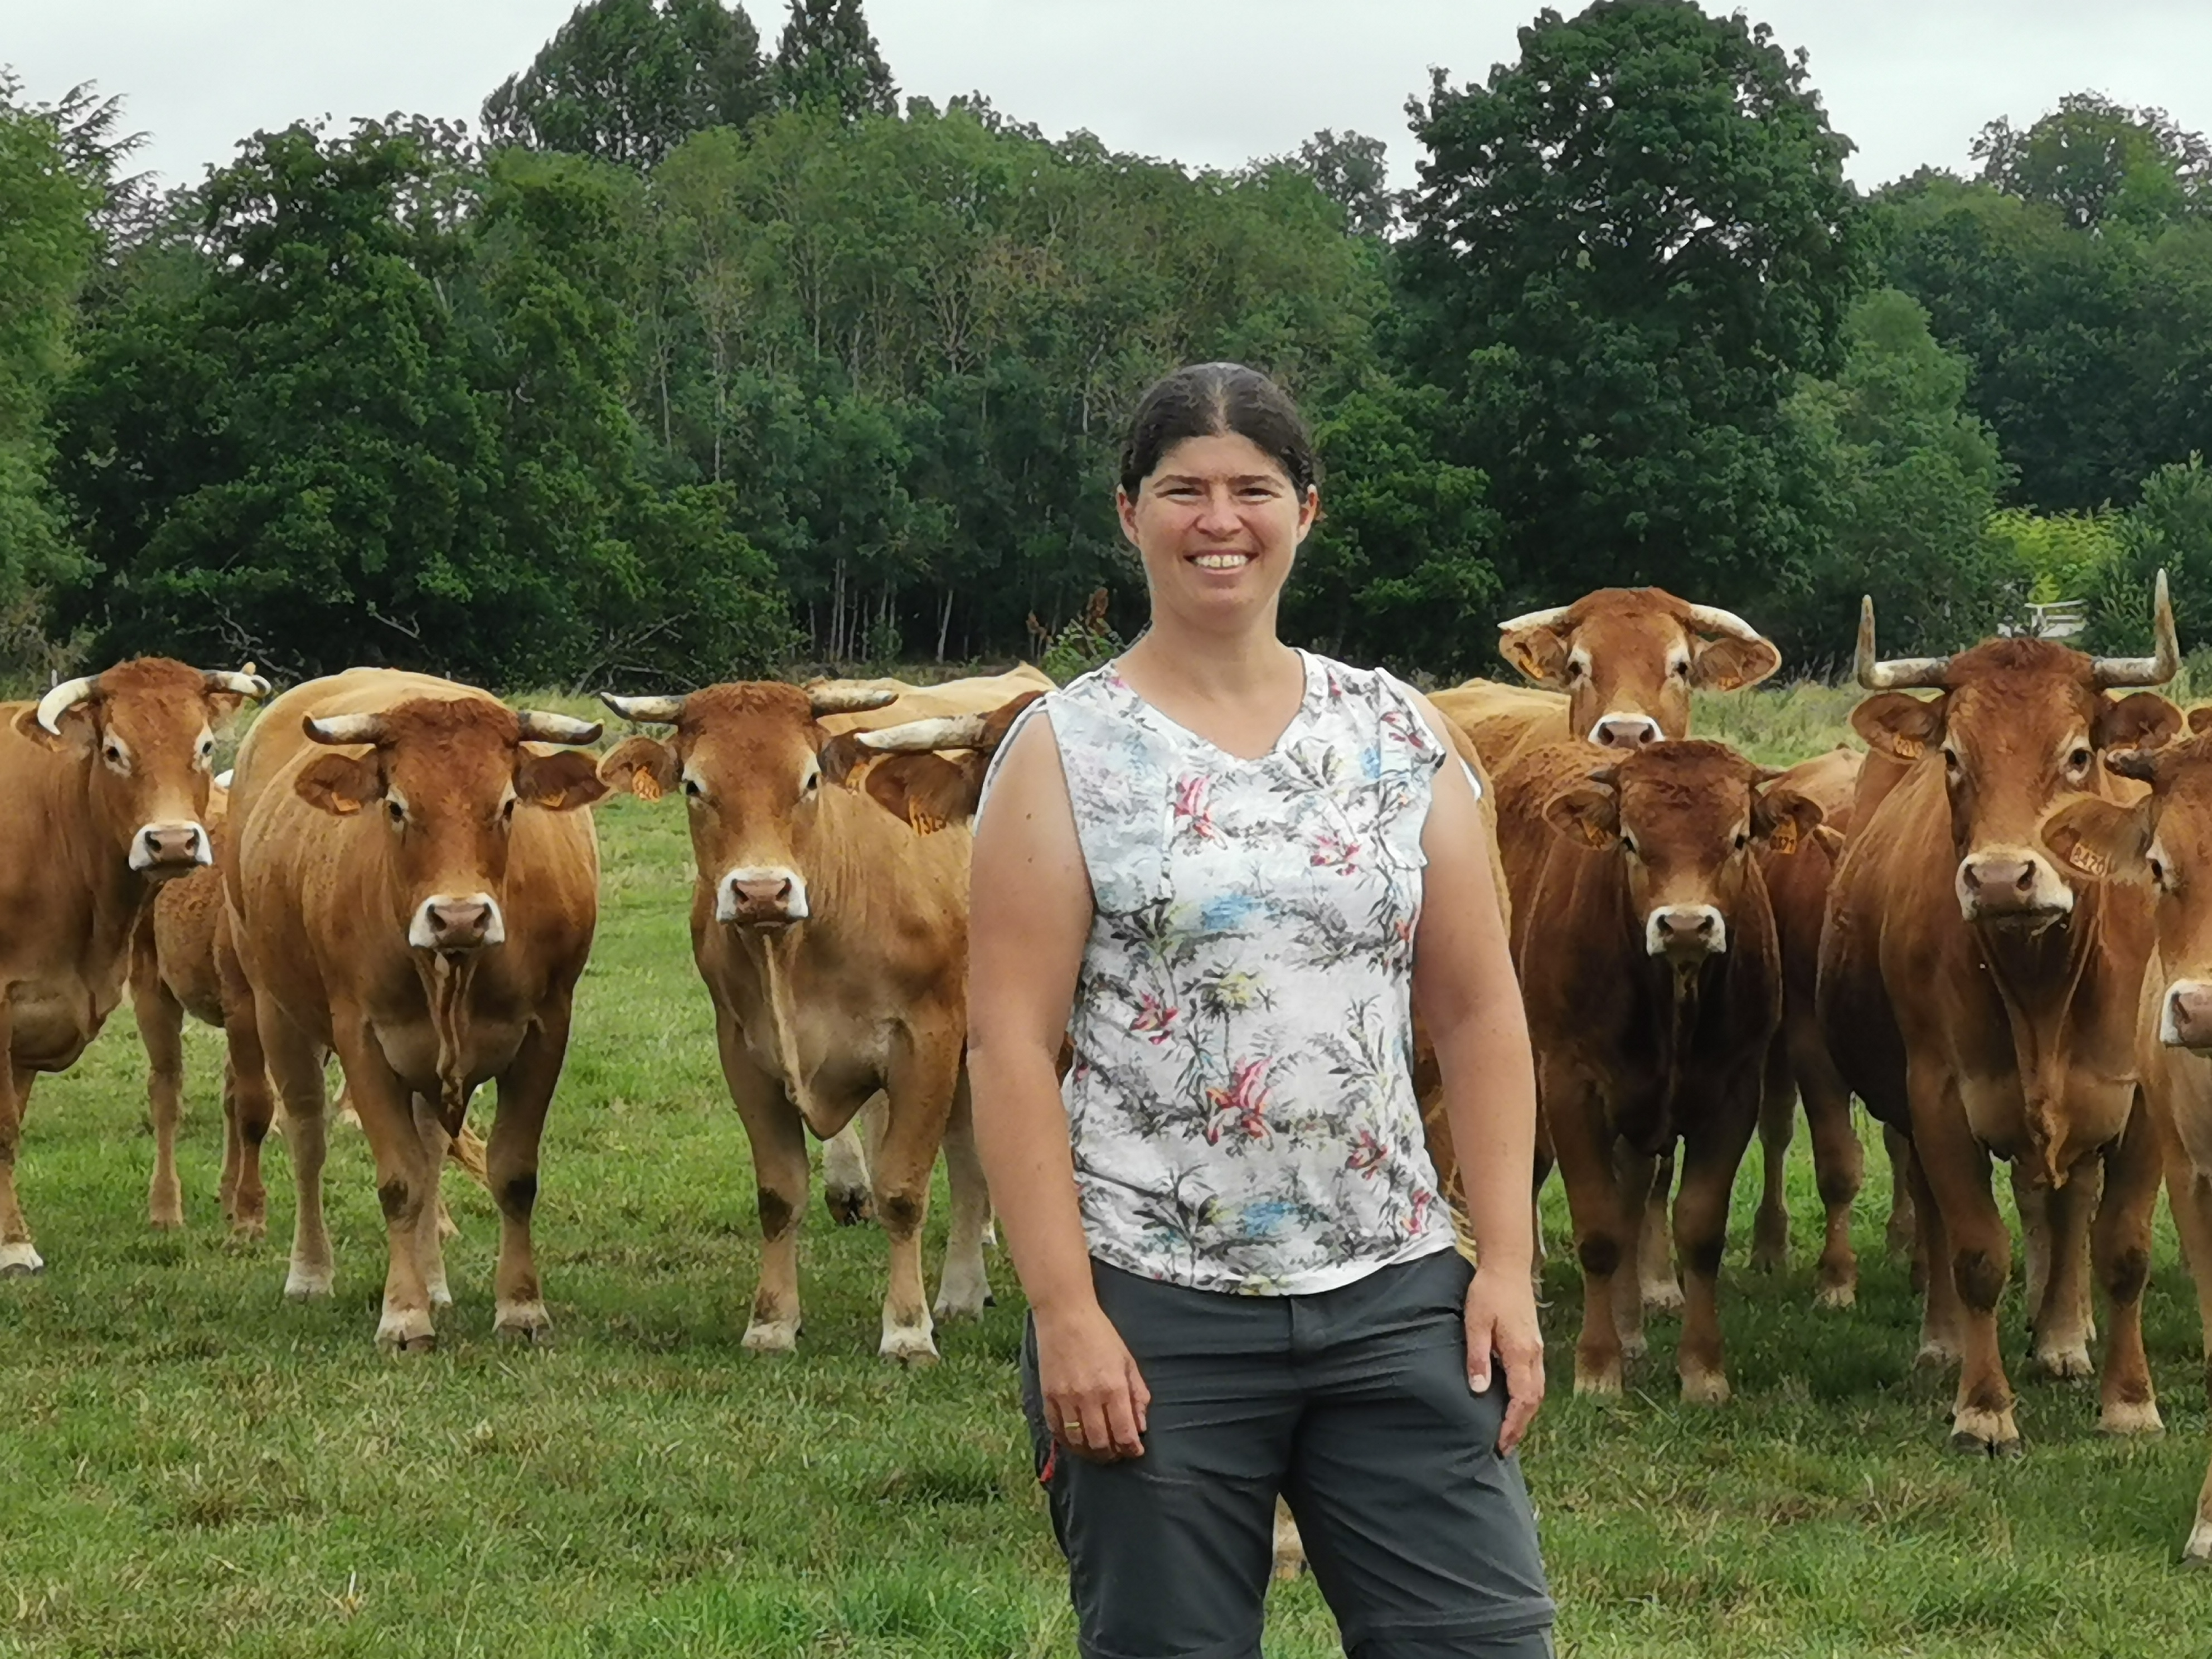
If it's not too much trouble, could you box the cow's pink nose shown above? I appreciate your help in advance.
[140,824,204,867]
[1592,715,1662,750]
[425,898,492,949]
[732,875,793,909]
[2165,983,2212,1049]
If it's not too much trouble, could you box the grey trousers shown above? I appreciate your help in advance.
[1020,1250,1555,1659]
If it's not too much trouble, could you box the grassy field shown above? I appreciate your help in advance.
[7,686,2212,1656]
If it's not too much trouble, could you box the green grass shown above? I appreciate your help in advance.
[6,707,2212,1656]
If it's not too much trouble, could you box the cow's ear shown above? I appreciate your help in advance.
[818,732,872,789]
[1498,622,1571,690]
[1753,787,1825,856]
[1544,780,1620,849]
[2097,692,2181,758]
[12,703,96,756]
[1691,633,1782,693]
[2041,796,2153,884]
[2188,706,2212,736]
[295,752,382,817]
[979,689,1046,752]
[596,736,678,802]
[517,749,608,812]
[1851,692,1945,761]
[865,753,983,835]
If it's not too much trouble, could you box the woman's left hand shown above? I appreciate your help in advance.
[1464,1266,1545,1455]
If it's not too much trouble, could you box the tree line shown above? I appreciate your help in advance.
[3,0,2211,690]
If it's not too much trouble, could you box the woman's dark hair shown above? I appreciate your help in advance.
[1118,362,1320,498]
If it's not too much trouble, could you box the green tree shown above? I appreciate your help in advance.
[483,0,769,171]
[1287,129,1396,237]
[1398,0,1868,615]
[772,0,897,123]
[0,75,98,615]
[2087,455,2212,654]
[1973,93,2210,231]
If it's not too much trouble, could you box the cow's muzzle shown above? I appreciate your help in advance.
[132,820,210,877]
[716,866,809,929]
[2160,980,2212,1050]
[409,892,506,953]
[1645,904,1726,962]
[1956,848,2074,927]
[1589,712,1663,750]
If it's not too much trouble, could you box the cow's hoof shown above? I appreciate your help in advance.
[741,1320,799,1355]
[1948,1406,2022,1458]
[376,1309,437,1353]
[0,1242,45,1277]
[933,1287,988,1323]
[2098,1399,2164,1438]
[1618,1330,1649,1362]
[824,1187,874,1227]
[1642,1283,1685,1317]
[283,1266,333,1301]
[495,1303,553,1345]
[880,1325,940,1367]
[2184,1519,2212,1565]
[1913,1340,1961,1372]
[1572,1361,1624,1398]
[1680,1371,1732,1408]
[229,1217,268,1245]
[149,1209,185,1232]
[1813,1279,1857,1312]
[2030,1343,2094,1382]
[428,1279,454,1311]
[1749,1220,1788,1273]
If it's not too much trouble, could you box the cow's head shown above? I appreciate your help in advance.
[294,698,605,953]
[15,658,268,881]
[819,690,1046,833]
[1544,740,1821,970]
[596,680,900,929]
[2044,712,2212,1047]
[1498,588,1781,750]
[1853,577,2183,934]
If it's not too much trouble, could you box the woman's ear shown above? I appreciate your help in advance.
[1295,484,1320,542]
[1115,485,1140,547]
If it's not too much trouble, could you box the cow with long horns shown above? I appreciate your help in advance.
[1818,577,2181,1453]
[0,658,268,1271]
[597,679,1004,1362]
[224,670,605,1350]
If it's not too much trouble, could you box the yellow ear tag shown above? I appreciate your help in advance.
[913,810,945,836]
[1889,736,1924,760]
[1769,820,1798,856]
[632,768,663,802]
[1581,819,1611,848]
[2068,843,2110,877]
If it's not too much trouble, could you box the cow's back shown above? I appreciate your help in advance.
[1432,680,1571,780]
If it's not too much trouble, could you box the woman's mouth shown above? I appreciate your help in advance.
[1190,552,1252,571]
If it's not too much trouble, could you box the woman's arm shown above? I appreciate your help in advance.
[966,714,1149,1461]
[1405,692,1546,1454]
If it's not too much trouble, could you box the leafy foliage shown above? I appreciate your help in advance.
[772,0,898,124]
[2088,455,2212,653]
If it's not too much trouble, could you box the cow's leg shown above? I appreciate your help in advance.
[261,1006,333,1299]
[0,1033,43,1274]
[2161,1152,2212,1560]
[1884,1124,1919,1269]
[2024,1164,2095,1380]
[1675,1082,1762,1406]
[1912,1073,2020,1456]
[1638,1147,1684,1314]
[1610,1143,1657,1362]
[1750,1037,1794,1273]
[409,1094,453,1311]
[933,1071,991,1322]
[488,1014,569,1345]
[135,974,188,1230]
[875,1037,960,1365]
[1548,1073,1628,1396]
[217,945,275,1240]
[2090,1101,2162,1437]
[332,1034,440,1353]
[1796,1032,1862,1309]
[1901,1139,1961,1370]
[716,1017,808,1354]
[822,1114,873,1226]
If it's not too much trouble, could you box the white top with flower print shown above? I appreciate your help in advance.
[979,649,1462,1295]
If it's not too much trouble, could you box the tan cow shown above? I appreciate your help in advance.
[1819,586,2180,1453]
[226,670,604,1350]
[598,680,992,1362]
[2041,715,2212,1558]
[1515,739,1818,1400]
[0,659,268,1272]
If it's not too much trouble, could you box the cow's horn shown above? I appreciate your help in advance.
[1496,604,1572,634]
[35,675,100,735]
[1854,595,1951,691]
[601,693,683,725]
[806,682,900,716]
[2089,569,2181,688]
[203,670,270,698]
[1680,602,1764,643]
[857,713,989,754]
[515,711,603,745]
[304,713,389,745]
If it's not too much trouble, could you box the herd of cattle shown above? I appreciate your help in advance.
[6,581,2212,1567]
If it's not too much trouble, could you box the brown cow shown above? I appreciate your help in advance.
[2041,715,2212,1558]
[226,670,604,1350]
[598,680,991,1362]
[0,659,268,1272]
[1819,584,2180,1453]
[1516,739,1818,1400]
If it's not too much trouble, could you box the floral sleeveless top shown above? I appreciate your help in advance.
[982,649,1461,1294]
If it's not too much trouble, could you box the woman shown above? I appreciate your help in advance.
[967,363,1553,1659]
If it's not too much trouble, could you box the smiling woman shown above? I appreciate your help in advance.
[965,362,1554,1658]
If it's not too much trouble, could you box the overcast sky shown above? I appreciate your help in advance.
[9,1,2212,194]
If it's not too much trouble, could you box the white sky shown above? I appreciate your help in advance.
[7,1,2212,193]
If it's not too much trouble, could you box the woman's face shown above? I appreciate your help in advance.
[1118,431,1318,630]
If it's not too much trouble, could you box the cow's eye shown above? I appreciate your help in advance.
[501,797,517,823]
[2068,746,2093,774]
[1733,829,1748,851]
[683,777,702,798]
[1943,747,1961,774]
[104,743,123,765]
[804,772,819,793]
[2151,854,2170,889]
[386,799,405,825]
[1621,832,1639,858]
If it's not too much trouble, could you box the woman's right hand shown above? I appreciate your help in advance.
[1036,1300,1151,1463]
